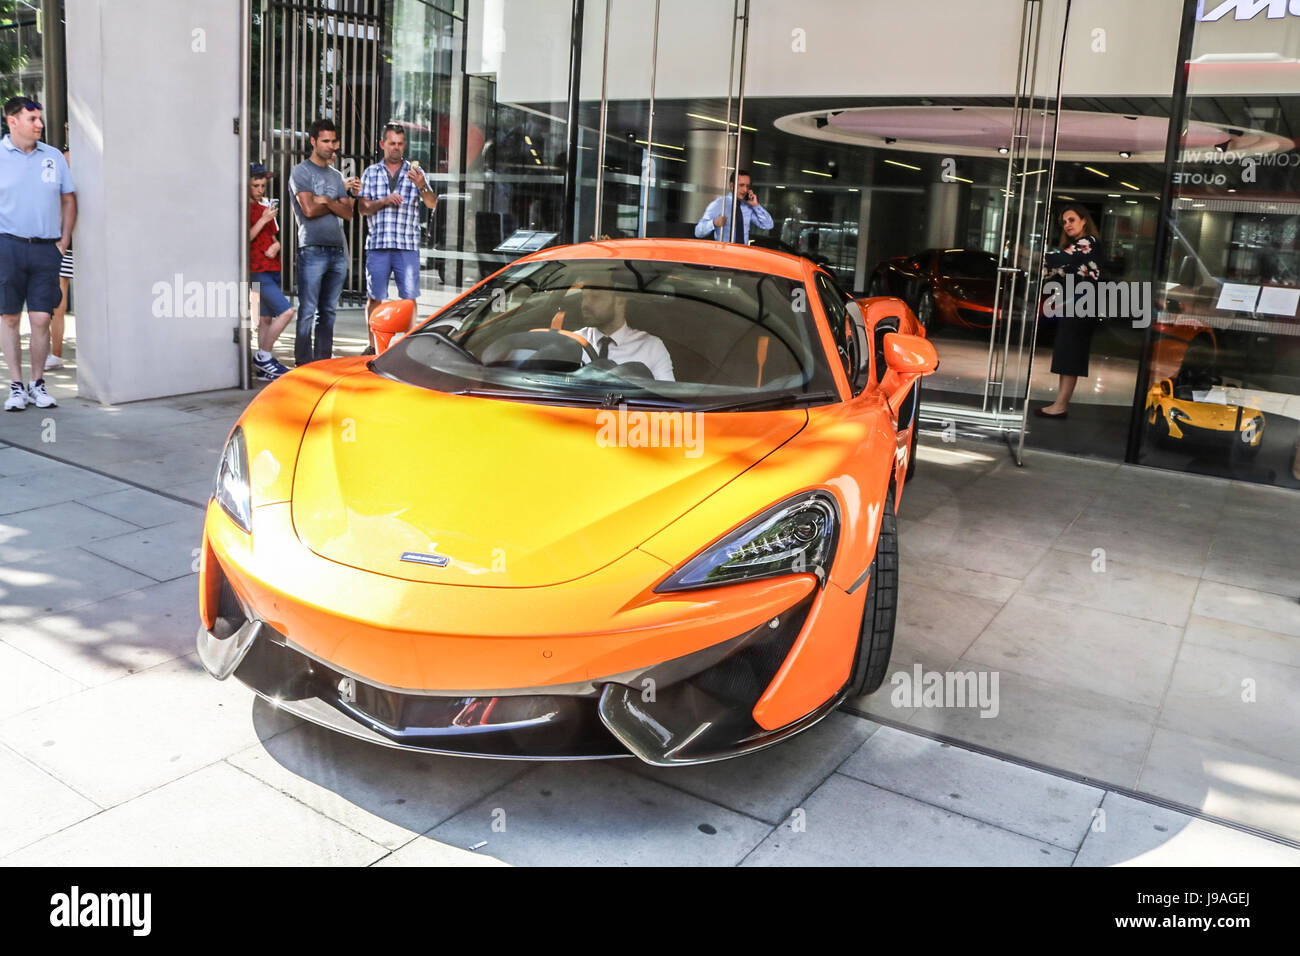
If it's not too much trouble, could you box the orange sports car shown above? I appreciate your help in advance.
[197,239,936,766]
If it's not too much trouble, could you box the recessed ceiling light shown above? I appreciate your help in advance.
[1120,181,1141,190]
[997,146,1009,155]
[1118,151,1132,158]
[1084,166,1110,178]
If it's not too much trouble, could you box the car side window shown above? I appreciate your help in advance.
[814,272,858,388]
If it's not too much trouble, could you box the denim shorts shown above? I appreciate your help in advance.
[0,236,62,315]
[365,248,420,301]
[251,270,292,319]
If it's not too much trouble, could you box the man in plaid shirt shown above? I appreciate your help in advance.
[358,122,437,348]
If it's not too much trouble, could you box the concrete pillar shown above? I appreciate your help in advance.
[686,127,749,225]
[66,0,242,403]
[925,180,967,250]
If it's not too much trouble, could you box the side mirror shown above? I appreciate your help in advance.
[883,332,938,375]
[882,332,938,413]
[368,299,416,355]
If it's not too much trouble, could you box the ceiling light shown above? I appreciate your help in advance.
[802,168,833,177]
[803,189,813,193]
[1118,151,1132,158]
[1125,200,1137,204]
[634,139,683,151]
[753,160,771,166]
[1084,166,1110,178]
[997,146,1009,154]
[884,159,921,171]
[1108,193,1121,198]
[686,111,756,132]
[1120,181,1141,190]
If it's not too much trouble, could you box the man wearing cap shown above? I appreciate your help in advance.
[248,162,293,380]
[358,122,437,351]
[1,96,76,411]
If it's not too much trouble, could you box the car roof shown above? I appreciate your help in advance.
[520,238,811,282]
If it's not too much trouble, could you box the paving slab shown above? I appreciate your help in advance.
[1018,550,1199,628]
[375,837,513,866]
[0,465,129,515]
[1073,791,1300,867]
[1158,642,1300,765]
[0,640,85,722]
[1138,726,1300,844]
[2,762,386,866]
[424,761,773,867]
[963,594,1183,707]
[1192,580,1300,638]
[893,581,1006,664]
[906,666,1156,789]
[839,727,1104,851]
[0,501,139,563]
[81,517,204,582]
[227,721,532,850]
[0,655,300,807]
[80,486,203,529]
[0,744,100,858]
[742,773,1073,866]
[0,446,66,477]
[627,711,879,824]
[0,575,198,686]
[1182,613,1300,670]
[0,546,155,623]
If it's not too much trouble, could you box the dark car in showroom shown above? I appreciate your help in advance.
[866,248,998,332]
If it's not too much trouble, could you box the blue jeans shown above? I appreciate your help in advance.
[295,245,348,366]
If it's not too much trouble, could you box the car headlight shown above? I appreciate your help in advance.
[655,492,839,592]
[213,426,252,533]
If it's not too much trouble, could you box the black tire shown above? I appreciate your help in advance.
[847,488,898,698]
[916,289,936,331]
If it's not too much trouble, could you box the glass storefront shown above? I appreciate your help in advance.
[1139,5,1300,488]
[247,0,1300,492]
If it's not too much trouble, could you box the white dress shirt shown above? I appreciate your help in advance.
[574,324,676,381]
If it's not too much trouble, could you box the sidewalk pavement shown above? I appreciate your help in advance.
[1,317,1298,864]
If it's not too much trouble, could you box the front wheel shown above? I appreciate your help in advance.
[846,489,898,698]
[916,290,936,331]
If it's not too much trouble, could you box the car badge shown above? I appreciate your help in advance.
[400,550,450,568]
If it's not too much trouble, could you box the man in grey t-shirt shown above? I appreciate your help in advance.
[287,118,360,365]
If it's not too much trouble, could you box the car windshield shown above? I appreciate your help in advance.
[371,258,839,410]
[938,251,997,278]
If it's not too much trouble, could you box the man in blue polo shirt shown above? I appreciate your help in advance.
[694,169,772,244]
[1,96,76,411]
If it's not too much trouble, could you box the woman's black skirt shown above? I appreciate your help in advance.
[1050,313,1094,377]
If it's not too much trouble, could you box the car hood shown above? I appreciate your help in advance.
[290,374,807,587]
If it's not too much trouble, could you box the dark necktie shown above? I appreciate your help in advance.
[598,335,614,360]
[731,209,743,243]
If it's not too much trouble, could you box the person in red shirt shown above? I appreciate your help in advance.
[248,163,293,380]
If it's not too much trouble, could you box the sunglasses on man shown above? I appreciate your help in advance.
[3,97,42,117]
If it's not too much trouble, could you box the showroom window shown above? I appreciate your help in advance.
[1139,7,1300,488]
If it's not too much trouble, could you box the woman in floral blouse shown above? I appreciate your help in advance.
[1036,205,1102,419]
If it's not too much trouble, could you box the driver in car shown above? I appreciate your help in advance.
[573,284,675,381]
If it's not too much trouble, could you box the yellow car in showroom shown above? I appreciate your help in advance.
[1146,369,1265,457]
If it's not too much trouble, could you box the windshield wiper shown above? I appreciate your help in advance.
[416,327,481,364]
[692,390,838,413]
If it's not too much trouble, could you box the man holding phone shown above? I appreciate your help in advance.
[694,169,772,244]
[288,118,361,366]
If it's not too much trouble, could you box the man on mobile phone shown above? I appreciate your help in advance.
[287,118,360,366]
[694,169,771,244]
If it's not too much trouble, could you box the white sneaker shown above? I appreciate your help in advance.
[44,354,63,370]
[4,382,27,411]
[26,379,56,408]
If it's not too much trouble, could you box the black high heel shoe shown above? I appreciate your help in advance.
[1033,406,1068,419]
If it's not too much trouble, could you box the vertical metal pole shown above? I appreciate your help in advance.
[717,0,739,234]
[592,0,612,238]
[239,0,252,389]
[562,0,585,245]
[39,0,66,147]
[727,0,750,242]
[1014,0,1072,466]
[1124,0,1200,464]
[639,0,661,238]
